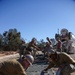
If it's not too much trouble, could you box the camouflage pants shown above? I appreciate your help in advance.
[32,49,37,59]
[61,64,75,75]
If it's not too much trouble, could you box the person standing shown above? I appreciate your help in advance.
[27,38,40,58]
[19,41,26,59]
[46,37,55,54]
[56,37,62,52]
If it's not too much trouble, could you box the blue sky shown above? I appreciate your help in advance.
[0,0,75,42]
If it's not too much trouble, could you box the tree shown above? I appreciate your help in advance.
[1,28,22,51]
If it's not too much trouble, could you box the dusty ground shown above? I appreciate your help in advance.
[0,51,75,75]
[0,51,18,57]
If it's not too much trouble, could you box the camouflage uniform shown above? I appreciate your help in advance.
[19,44,26,59]
[27,42,38,58]
[44,52,75,75]
[0,59,26,75]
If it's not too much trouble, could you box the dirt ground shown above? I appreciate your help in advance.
[0,51,75,75]
[0,51,18,57]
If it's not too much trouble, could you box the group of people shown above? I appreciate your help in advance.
[0,37,75,75]
[18,35,73,60]
[0,37,40,75]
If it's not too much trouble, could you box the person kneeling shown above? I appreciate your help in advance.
[43,52,75,75]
